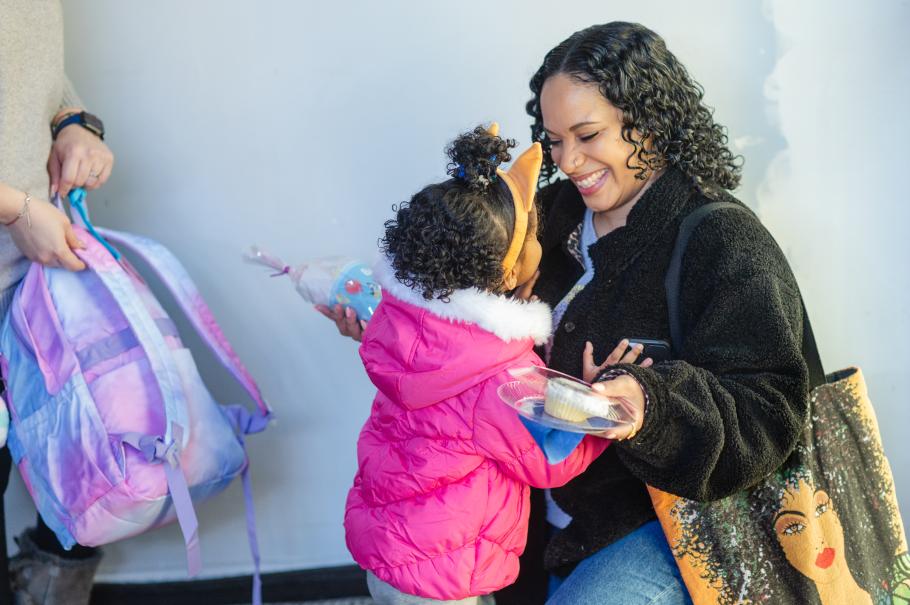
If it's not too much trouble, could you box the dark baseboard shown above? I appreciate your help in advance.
[89,564,369,605]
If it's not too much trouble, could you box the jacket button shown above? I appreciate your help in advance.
[564,322,575,333]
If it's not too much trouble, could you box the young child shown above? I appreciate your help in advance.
[344,125,608,604]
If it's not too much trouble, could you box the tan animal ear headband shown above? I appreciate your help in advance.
[485,123,543,272]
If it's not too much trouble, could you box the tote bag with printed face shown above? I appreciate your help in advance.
[651,203,910,605]
[649,367,909,605]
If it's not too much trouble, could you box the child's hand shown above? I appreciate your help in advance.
[582,339,653,383]
[315,304,367,343]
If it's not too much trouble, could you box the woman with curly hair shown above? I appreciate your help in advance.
[521,21,812,605]
[342,125,609,604]
[323,21,812,604]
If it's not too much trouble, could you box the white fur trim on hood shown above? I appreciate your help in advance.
[373,256,553,345]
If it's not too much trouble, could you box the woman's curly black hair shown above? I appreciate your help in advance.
[380,126,521,301]
[526,22,742,191]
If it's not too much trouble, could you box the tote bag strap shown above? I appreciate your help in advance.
[665,201,826,389]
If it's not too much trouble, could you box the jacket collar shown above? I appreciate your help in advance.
[374,257,553,345]
[544,166,698,279]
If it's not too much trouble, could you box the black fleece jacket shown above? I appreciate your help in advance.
[534,167,810,572]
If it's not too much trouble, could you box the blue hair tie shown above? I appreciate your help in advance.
[455,156,499,182]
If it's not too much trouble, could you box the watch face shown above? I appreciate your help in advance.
[81,112,105,138]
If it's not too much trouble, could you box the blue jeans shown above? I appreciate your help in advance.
[546,520,692,605]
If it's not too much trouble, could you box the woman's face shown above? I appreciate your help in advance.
[773,479,847,585]
[540,72,652,215]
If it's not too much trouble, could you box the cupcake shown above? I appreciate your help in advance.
[544,377,613,422]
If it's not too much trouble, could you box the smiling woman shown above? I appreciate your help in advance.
[539,75,659,233]
[516,22,814,605]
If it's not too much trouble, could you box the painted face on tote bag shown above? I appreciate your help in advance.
[773,479,852,584]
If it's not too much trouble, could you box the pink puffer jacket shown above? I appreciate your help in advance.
[344,262,608,600]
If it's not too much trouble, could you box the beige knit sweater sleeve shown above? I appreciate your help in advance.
[0,0,75,309]
[61,75,86,114]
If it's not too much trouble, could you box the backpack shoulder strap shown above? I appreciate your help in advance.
[665,202,826,389]
[73,231,203,576]
[74,228,191,442]
[97,228,271,418]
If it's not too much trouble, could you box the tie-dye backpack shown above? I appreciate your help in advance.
[0,190,271,603]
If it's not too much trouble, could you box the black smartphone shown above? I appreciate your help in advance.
[625,338,672,363]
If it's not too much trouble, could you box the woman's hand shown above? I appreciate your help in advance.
[48,123,114,198]
[315,304,367,342]
[582,339,653,383]
[8,198,86,271]
[513,270,540,301]
[591,376,646,441]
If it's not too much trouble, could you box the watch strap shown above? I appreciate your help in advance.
[52,111,105,140]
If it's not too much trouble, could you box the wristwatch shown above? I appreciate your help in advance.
[52,111,105,140]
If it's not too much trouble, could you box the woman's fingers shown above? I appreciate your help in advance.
[94,160,113,189]
[513,270,540,301]
[591,391,635,439]
[64,222,86,250]
[49,125,115,196]
[602,426,635,441]
[587,340,653,383]
[73,157,92,191]
[56,224,86,271]
[84,162,105,190]
[604,339,630,365]
[620,343,643,364]
[47,154,62,198]
[56,248,86,271]
[582,341,599,382]
[589,379,645,441]
[58,153,81,198]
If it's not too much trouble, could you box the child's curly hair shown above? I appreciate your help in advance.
[381,126,522,301]
[527,22,742,191]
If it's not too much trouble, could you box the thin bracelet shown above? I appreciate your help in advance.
[3,192,32,228]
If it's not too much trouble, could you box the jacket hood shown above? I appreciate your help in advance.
[359,258,552,409]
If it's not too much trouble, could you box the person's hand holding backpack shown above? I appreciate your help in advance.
[0,183,86,271]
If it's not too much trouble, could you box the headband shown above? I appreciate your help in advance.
[485,123,543,273]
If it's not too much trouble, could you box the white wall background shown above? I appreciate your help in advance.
[4,0,907,583]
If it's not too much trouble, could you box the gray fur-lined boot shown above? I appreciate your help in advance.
[9,529,102,605]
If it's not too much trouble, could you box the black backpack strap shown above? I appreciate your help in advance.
[665,202,826,389]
